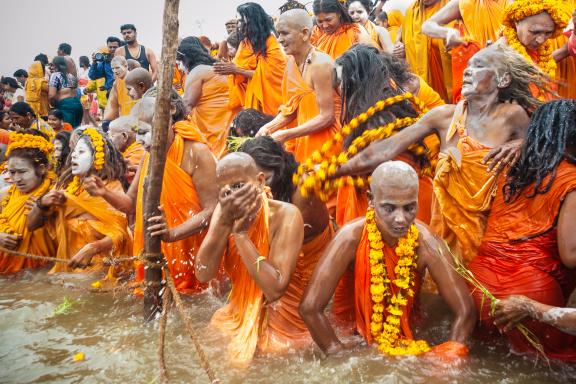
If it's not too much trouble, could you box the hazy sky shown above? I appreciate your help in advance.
[0,0,407,76]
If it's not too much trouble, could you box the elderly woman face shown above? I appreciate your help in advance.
[515,12,556,51]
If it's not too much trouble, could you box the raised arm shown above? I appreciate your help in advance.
[300,221,363,354]
[147,49,158,84]
[422,0,466,48]
[84,173,138,215]
[27,190,66,231]
[417,225,476,344]
[376,26,395,54]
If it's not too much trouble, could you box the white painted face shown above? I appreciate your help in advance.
[70,137,94,176]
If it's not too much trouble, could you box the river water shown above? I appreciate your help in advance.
[1,271,575,384]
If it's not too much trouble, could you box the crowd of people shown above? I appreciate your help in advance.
[0,0,575,368]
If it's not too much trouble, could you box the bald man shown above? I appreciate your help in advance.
[125,68,153,101]
[196,152,305,365]
[300,161,476,358]
[257,9,341,164]
[108,116,145,183]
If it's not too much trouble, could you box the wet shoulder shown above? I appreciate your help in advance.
[333,217,365,249]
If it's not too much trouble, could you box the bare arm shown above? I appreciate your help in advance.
[257,113,296,136]
[182,69,205,116]
[84,173,138,214]
[48,86,58,107]
[103,83,120,121]
[376,26,395,53]
[27,190,66,231]
[418,224,477,343]
[422,0,465,46]
[553,43,570,62]
[300,221,363,354]
[234,203,304,302]
[147,49,158,83]
[558,191,576,268]
[335,105,453,177]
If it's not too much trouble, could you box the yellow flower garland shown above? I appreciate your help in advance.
[294,93,433,201]
[82,127,106,171]
[502,0,570,78]
[365,208,430,356]
[65,175,83,196]
[6,132,54,161]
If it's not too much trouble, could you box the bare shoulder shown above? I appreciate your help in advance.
[189,64,214,80]
[333,217,366,249]
[497,103,530,135]
[312,51,334,66]
[269,199,301,221]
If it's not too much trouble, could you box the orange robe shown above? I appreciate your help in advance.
[173,64,186,96]
[25,61,49,117]
[115,78,137,116]
[554,34,576,99]
[0,177,55,273]
[386,10,404,43]
[402,0,453,103]
[364,20,384,50]
[133,120,209,294]
[354,222,421,341]
[229,35,287,115]
[311,24,363,60]
[278,56,342,163]
[123,141,145,185]
[187,73,234,158]
[430,101,495,264]
[469,161,576,360]
[48,180,132,280]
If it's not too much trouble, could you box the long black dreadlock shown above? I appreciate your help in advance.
[237,2,275,57]
[504,100,576,202]
[239,136,298,203]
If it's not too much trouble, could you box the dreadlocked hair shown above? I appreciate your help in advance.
[504,100,576,203]
[486,44,553,113]
[239,136,298,203]
[177,36,216,72]
[232,108,275,137]
[57,128,127,190]
[237,2,275,57]
[336,44,419,148]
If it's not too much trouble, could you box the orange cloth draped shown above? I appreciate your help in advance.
[430,101,495,264]
[364,20,383,50]
[553,33,576,99]
[123,141,145,168]
[416,75,445,110]
[386,10,404,43]
[0,177,55,273]
[210,196,270,366]
[278,56,342,163]
[311,24,363,60]
[48,180,132,280]
[229,35,287,115]
[354,223,420,342]
[115,78,137,116]
[469,161,576,360]
[262,225,334,352]
[186,74,234,158]
[25,61,49,117]
[403,0,453,103]
[133,121,209,294]
[173,64,186,96]
[61,123,73,132]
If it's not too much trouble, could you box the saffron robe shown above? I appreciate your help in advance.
[133,121,209,294]
[364,20,384,50]
[25,61,49,117]
[469,161,576,360]
[311,24,364,60]
[229,35,287,115]
[386,9,404,43]
[114,78,137,117]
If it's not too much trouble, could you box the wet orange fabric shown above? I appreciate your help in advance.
[48,180,132,280]
[25,61,49,117]
[470,161,576,360]
[173,64,186,96]
[123,141,145,168]
[311,24,363,60]
[115,78,137,116]
[229,35,287,115]
[278,56,342,163]
[187,73,234,158]
[403,0,453,103]
[354,223,421,343]
[553,33,576,99]
[364,20,383,50]
[0,177,55,274]
[262,225,334,352]
[430,101,495,264]
[133,121,209,294]
[210,196,270,366]
[386,10,404,43]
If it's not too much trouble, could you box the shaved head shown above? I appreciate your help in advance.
[216,152,263,190]
[276,8,313,55]
[109,116,137,152]
[370,160,419,192]
[279,9,313,29]
[109,116,136,133]
[125,68,153,100]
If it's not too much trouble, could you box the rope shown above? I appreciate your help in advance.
[158,286,171,384]
[164,266,220,383]
[0,246,139,265]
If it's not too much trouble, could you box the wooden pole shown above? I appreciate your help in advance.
[143,0,180,321]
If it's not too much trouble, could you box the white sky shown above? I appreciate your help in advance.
[0,0,408,76]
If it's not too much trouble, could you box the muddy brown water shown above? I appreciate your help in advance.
[1,270,575,384]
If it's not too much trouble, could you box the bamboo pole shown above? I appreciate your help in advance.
[143,0,180,321]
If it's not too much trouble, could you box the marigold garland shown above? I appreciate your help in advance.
[365,208,430,356]
[66,175,83,196]
[82,127,106,171]
[294,93,434,201]
[502,0,570,78]
[6,132,54,161]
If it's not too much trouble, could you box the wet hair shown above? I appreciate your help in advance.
[120,24,137,32]
[8,129,50,176]
[336,44,418,148]
[379,52,413,87]
[227,31,241,49]
[232,108,274,137]
[347,0,371,13]
[79,56,90,69]
[1,77,22,89]
[237,2,275,56]
[177,36,216,71]
[34,53,49,67]
[107,36,123,45]
[313,0,353,23]
[504,100,576,202]
[53,131,71,175]
[57,127,127,189]
[239,136,298,202]
[58,43,72,55]
[13,69,28,78]
[10,101,35,117]
[48,109,64,120]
